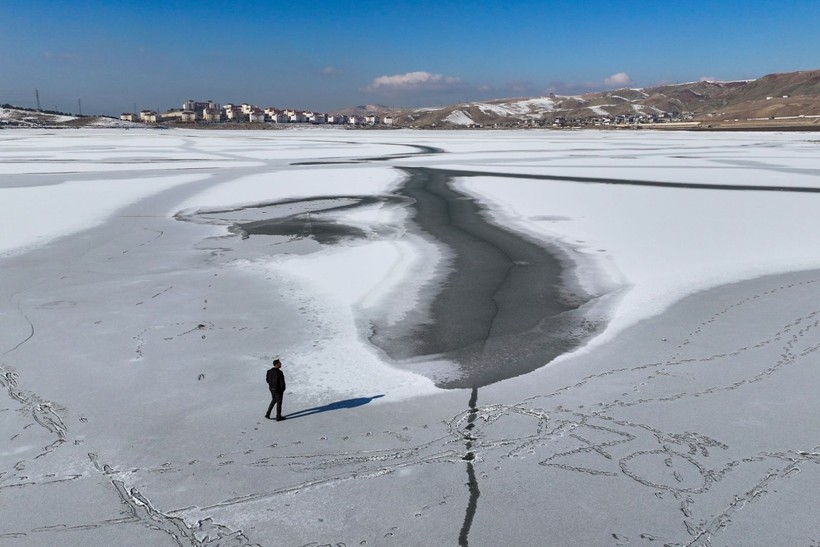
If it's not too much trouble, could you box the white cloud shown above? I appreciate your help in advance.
[367,71,462,91]
[604,72,632,87]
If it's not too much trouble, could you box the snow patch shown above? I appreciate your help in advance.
[0,173,209,256]
[444,110,474,126]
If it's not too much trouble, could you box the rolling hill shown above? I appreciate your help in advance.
[0,105,138,128]
[390,69,820,129]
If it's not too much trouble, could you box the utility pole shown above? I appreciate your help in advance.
[35,89,41,111]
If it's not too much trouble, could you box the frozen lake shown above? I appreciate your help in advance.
[1,128,819,546]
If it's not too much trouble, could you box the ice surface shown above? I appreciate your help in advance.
[0,173,210,256]
[2,128,820,546]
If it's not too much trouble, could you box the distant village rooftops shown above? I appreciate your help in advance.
[123,99,391,126]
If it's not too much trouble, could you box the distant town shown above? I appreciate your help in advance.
[4,69,817,131]
[122,100,393,126]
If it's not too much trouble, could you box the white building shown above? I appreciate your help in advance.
[139,110,159,123]
[305,112,326,124]
[120,113,138,122]
[160,110,185,122]
[224,104,245,121]
[249,109,265,123]
[203,108,222,122]
[365,114,380,125]
[327,114,347,124]
[289,111,308,123]
[182,100,219,119]
[383,116,393,126]
[265,108,288,123]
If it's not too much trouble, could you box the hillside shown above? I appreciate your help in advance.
[0,106,139,128]
[335,104,393,116]
[390,69,820,129]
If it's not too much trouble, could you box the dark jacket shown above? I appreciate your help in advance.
[266,368,286,392]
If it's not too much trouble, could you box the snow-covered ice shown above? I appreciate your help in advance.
[0,173,210,256]
[2,128,820,546]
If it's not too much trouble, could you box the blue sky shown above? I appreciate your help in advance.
[1,0,819,115]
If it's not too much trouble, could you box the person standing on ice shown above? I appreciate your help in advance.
[265,359,286,421]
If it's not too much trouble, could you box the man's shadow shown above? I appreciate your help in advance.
[287,394,385,419]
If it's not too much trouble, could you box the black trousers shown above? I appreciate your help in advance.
[266,389,284,418]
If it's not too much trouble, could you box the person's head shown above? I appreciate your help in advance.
[273,359,281,369]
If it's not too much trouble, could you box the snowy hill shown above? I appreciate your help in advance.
[0,106,140,128]
[0,106,77,127]
[391,69,820,128]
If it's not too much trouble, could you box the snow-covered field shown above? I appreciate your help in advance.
[1,128,819,546]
